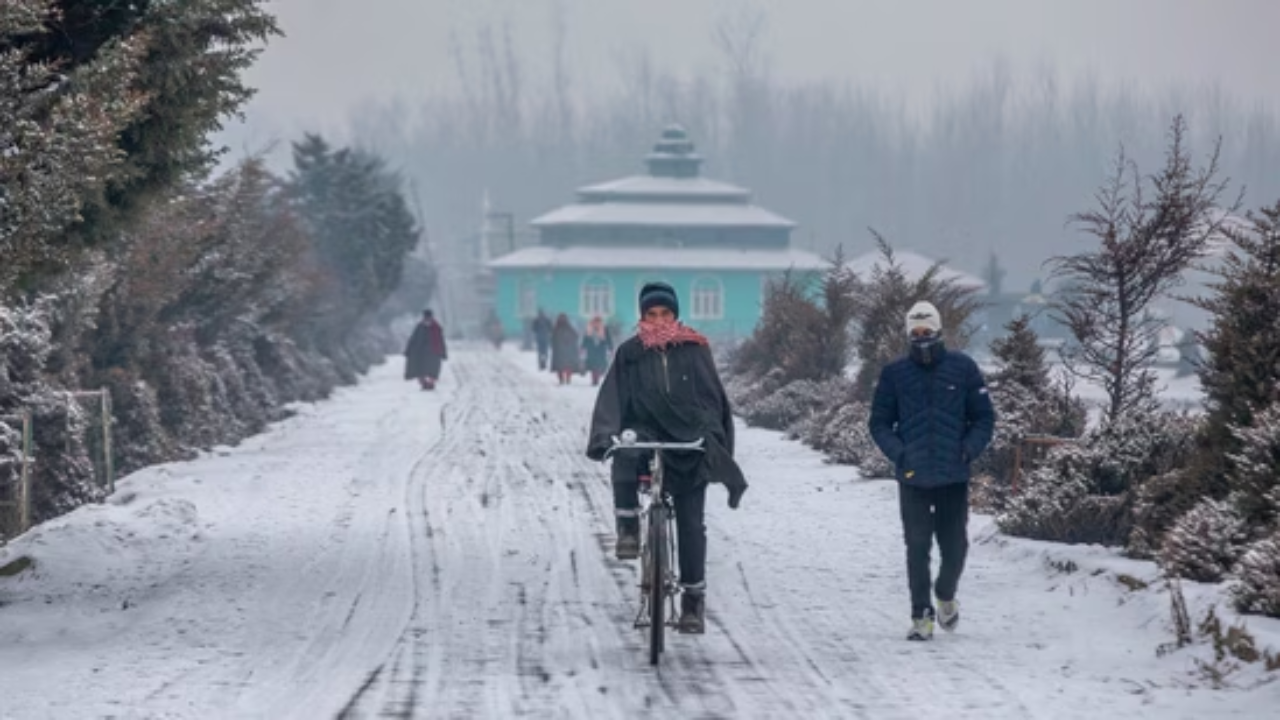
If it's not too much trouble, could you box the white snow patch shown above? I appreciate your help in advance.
[0,347,1274,719]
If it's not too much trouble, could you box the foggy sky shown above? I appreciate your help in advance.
[220,0,1280,153]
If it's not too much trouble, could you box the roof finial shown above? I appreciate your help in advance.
[646,124,702,178]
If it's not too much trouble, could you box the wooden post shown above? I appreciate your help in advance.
[1011,441,1023,495]
[102,390,115,495]
[19,410,32,536]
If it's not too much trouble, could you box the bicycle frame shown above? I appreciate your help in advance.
[605,434,704,663]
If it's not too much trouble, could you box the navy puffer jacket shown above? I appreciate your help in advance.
[868,344,996,487]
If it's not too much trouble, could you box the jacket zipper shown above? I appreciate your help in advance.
[661,352,671,393]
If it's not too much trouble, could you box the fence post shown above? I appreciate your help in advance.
[102,390,115,495]
[19,409,32,536]
[1011,441,1023,495]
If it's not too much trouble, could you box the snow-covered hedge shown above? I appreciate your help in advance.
[1,300,100,522]
[1231,530,1280,618]
[1161,497,1249,583]
[997,407,1198,546]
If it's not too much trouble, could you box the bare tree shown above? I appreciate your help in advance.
[1048,116,1239,424]
[712,3,768,80]
[548,0,573,139]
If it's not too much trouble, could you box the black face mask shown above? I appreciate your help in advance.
[909,334,943,366]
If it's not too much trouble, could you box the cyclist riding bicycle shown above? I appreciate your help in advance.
[586,281,748,634]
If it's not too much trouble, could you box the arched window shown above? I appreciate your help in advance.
[690,276,724,320]
[517,276,538,318]
[580,276,614,318]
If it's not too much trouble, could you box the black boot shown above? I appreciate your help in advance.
[615,516,639,560]
[678,589,706,634]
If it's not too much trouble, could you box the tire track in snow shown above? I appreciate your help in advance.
[337,352,673,718]
[334,349,1035,719]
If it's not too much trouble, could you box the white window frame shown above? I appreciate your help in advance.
[690,276,725,320]
[580,276,614,319]
[517,276,538,317]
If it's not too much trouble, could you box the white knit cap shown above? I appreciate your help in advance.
[906,301,942,335]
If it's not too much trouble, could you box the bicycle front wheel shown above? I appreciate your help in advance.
[648,503,667,666]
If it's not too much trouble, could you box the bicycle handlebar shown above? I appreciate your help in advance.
[603,433,705,459]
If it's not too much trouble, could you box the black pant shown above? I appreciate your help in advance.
[899,482,969,619]
[612,456,707,589]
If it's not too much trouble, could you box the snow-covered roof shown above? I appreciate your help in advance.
[530,202,795,229]
[576,175,751,202]
[845,250,988,291]
[488,245,827,271]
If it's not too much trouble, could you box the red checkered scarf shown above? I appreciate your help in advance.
[636,320,708,350]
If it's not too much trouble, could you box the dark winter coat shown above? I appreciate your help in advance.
[550,323,580,372]
[404,320,447,380]
[586,337,745,495]
[581,330,613,373]
[532,315,552,350]
[868,343,996,488]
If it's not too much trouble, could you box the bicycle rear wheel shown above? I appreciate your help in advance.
[648,503,667,666]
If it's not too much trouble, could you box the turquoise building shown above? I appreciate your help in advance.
[489,126,825,340]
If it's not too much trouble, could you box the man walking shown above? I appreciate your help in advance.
[869,301,995,641]
[532,309,552,371]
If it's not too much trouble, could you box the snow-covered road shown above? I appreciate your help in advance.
[1,347,1276,719]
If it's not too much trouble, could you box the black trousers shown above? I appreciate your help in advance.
[612,456,707,590]
[899,481,970,619]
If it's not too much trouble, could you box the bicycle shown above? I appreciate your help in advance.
[605,429,705,666]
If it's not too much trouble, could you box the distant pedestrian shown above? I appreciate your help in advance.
[404,309,448,391]
[550,313,580,385]
[580,316,614,386]
[484,309,504,350]
[532,309,552,370]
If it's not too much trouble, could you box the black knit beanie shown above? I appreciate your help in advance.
[638,281,679,319]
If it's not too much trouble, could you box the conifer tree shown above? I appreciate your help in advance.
[1191,199,1280,493]
[851,232,981,402]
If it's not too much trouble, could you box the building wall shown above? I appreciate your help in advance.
[494,268,808,340]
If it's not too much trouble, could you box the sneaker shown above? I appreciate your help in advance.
[615,517,639,561]
[677,593,705,634]
[937,599,960,632]
[907,609,935,641]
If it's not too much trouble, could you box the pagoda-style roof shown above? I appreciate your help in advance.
[530,201,794,229]
[529,124,795,231]
[489,245,826,271]
[576,175,751,204]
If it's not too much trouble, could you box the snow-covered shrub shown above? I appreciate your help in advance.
[969,473,1003,513]
[1225,403,1280,531]
[999,405,1198,546]
[974,316,1089,507]
[739,378,848,433]
[1160,497,1249,583]
[101,369,178,471]
[1129,469,1208,559]
[0,300,99,522]
[999,445,1090,539]
[1087,407,1200,496]
[1231,530,1280,618]
[805,401,864,464]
